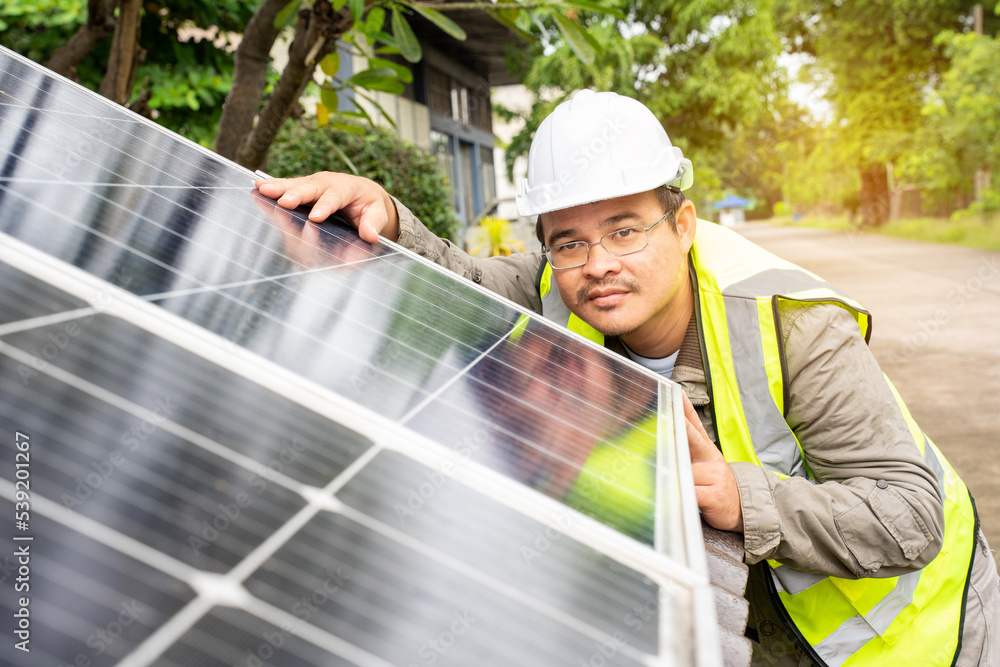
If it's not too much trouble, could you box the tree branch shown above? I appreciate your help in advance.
[215,0,291,160]
[235,0,353,170]
[44,0,117,78]
[409,1,549,9]
[98,0,144,104]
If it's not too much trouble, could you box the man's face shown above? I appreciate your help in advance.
[542,190,696,352]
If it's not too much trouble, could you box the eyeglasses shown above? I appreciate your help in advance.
[542,210,673,270]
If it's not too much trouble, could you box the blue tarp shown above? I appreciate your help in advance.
[712,194,751,209]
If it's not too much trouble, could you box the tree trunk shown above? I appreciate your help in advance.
[858,162,890,227]
[235,0,352,171]
[214,0,289,161]
[44,0,117,78]
[98,0,144,104]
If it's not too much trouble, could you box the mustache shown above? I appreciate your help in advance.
[576,278,640,307]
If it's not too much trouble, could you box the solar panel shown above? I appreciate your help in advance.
[0,46,720,666]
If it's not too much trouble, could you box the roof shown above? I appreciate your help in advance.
[712,194,752,209]
[409,7,526,85]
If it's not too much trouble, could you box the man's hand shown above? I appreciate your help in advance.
[683,393,743,532]
[254,172,400,245]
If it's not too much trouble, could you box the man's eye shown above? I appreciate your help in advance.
[611,227,636,240]
[554,242,584,254]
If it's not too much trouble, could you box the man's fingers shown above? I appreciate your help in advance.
[682,393,722,464]
[255,173,395,244]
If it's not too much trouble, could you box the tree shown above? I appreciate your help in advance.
[775,0,994,226]
[217,0,621,170]
[0,0,258,146]
[2,0,608,167]
[498,0,790,214]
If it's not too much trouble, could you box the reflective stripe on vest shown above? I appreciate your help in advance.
[691,221,975,666]
[538,220,977,666]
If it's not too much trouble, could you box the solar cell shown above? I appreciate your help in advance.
[0,45,719,666]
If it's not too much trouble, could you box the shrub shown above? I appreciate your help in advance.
[469,216,525,257]
[267,121,459,240]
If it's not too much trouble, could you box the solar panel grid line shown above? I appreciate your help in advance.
[117,597,222,667]
[223,444,385,583]
[0,171,384,300]
[332,503,662,666]
[0,115,387,285]
[0,62,385,270]
[0,339,312,499]
[0,234,462,411]
[0,99,149,124]
[135,258,384,303]
[0,305,96,337]
[396,327,516,425]
[0,178,250,190]
[0,218,697,587]
[230,598,399,667]
[0,49,251,188]
[0,478,200,584]
[1,234,662,525]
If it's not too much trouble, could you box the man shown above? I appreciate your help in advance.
[257,90,998,665]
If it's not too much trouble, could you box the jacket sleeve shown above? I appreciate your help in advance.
[732,302,945,579]
[392,197,544,314]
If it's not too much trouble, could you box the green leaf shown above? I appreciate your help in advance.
[320,87,339,110]
[406,4,466,40]
[391,9,422,63]
[349,0,364,22]
[332,0,347,9]
[320,52,340,77]
[552,12,594,65]
[273,0,301,30]
[558,0,624,20]
[579,20,605,59]
[350,75,405,95]
[369,57,413,83]
[364,7,386,34]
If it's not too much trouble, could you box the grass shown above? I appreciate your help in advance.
[763,214,1000,251]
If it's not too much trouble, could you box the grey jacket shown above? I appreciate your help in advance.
[393,200,996,665]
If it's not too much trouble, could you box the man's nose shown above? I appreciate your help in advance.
[580,241,621,279]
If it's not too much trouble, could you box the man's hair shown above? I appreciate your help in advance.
[535,185,686,246]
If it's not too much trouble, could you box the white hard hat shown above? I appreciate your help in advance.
[516,90,693,217]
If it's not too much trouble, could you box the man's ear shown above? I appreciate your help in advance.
[675,200,698,253]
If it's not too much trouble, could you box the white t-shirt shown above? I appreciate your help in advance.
[623,345,680,380]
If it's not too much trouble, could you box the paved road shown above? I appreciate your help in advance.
[736,223,1000,564]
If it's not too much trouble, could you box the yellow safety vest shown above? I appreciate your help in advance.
[539,220,978,666]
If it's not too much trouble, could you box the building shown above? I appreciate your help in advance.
[334,10,521,234]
